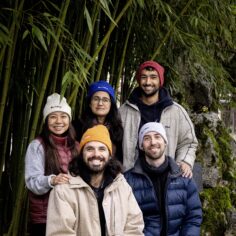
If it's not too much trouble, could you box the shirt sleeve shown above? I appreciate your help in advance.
[24,139,55,195]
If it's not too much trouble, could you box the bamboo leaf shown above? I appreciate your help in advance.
[22,29,29,40]
[84,6,93,35]
[32,25,48,52]
[99,0,116,25]
[0,22,11,46]
[0,22,9,34]
[136,0,145,8]
[39,23,64,51]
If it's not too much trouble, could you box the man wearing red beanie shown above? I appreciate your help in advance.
[119,60,198,178]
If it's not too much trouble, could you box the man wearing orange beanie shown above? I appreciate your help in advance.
[46,125,144,236]
[119,60,198,178]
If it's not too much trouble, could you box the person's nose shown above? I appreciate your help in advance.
[93,148,100,157]
[55,116,62,123]
[145,76,152,84]
[150,137,157,145]
[98,98,103,105]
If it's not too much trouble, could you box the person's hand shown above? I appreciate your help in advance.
[51,173,70,186]
[179,162,192,178]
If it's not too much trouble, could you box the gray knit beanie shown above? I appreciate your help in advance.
[139,122,168,149]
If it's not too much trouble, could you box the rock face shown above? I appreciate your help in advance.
[191,111,236,235]
[166,63,236,234]
[225,209,236,235]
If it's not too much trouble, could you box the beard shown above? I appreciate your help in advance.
[141,86,159,97]
[145,145,165,160]
[84,156,110,175]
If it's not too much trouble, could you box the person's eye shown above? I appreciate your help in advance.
[102,98,110,103]
[93,97,99,101]
[150,75,158,79]
[140,76,147,80]
[49,115,56,119]
[143,137,150,141]
[99,147,107,152]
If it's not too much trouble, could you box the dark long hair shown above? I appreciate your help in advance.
[40,118,79,175]
[74,95,124,161]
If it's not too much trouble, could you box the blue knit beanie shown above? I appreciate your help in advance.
[87,81,115,101]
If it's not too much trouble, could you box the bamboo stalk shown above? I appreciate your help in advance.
[0,0,24,138]
[95,1,119,82]
[67,2,100,114]
[29,0,71,142]
[151,0,194,59]
[0,97,13,184]
[85,0,133,73]
[115,5,136,95]
[6,85,34,235]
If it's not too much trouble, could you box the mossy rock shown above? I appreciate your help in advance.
[201,187,232,235]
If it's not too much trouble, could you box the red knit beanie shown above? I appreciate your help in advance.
[136,61,165,87]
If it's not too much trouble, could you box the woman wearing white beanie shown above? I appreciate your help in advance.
[24,93,79,236]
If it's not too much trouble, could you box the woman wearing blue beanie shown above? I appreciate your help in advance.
[73,81,123,163]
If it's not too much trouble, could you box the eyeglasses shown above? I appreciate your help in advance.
[91,96,111,104]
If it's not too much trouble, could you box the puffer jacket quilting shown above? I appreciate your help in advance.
[124,157,202,236]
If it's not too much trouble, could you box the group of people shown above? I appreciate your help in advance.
[25,60,202,236]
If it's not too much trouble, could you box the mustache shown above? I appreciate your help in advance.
[143,84,153,87]
[148,144,160,148]
[88,156,104,161]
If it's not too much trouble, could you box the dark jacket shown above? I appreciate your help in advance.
[124,157,202,236]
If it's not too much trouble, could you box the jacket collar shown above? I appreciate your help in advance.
[128,87,173,107]
[131,156,181,178]
[68,173,125,191]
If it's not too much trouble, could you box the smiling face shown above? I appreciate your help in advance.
[90,91,111,121]
[142,131,166,166]
[82,141,110,174]
[47,111,70,136]
[139,69,160,97]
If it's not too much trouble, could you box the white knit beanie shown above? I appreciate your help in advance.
[139,122,168,150]
[43,93,71,121]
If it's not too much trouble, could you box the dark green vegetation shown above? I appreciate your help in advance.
[0,0,235,235]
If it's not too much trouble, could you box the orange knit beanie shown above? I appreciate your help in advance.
[79,125,112,154]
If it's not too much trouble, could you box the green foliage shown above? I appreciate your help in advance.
[201,187,232,235]
[0,22,11,48]
[217,126,236,181]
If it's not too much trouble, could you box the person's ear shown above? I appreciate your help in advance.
[140,144,144,151]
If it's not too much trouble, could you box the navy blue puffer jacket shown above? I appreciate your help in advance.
[125,157,202,236]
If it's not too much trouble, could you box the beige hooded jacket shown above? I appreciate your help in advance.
[119,101,198,171]
[46,173,144,236]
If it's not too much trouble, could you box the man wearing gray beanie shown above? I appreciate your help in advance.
[125,122,202,236]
